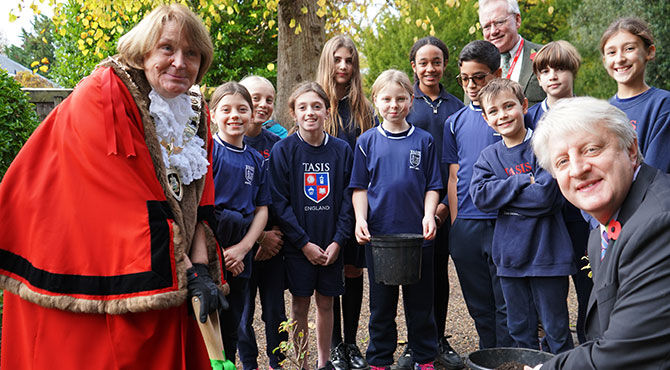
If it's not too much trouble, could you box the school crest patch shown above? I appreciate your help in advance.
[409,150,421,170]
[304,172,330,203]
[245,165,254,185]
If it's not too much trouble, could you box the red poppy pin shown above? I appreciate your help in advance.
[530,50,537,61]
[607,220,621,240]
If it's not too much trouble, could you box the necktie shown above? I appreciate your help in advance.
[600,230,609,261]
[501,52,511,77]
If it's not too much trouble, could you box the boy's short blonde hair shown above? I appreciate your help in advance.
[477,78,525,113]
[532,40,581,77]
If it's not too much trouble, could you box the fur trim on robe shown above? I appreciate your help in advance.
[0,57,225,314]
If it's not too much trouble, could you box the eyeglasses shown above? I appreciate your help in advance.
[482,15,512,33]
[456,72,492,86]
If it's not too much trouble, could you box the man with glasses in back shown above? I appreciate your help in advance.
[477,0,545,107]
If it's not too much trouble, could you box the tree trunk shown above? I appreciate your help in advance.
[275,0,325,130]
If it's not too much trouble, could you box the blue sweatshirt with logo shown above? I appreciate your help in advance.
[470,136,576,277]
[269,132,353,255]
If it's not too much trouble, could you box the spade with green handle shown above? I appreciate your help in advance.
[191,296,236,370]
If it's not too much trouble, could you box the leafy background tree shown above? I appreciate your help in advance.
[5,0,670,114]
[0,70,40,181]
[5,14,55,78]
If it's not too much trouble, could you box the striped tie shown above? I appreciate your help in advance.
[600,230,609,261]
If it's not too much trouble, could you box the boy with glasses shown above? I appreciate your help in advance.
[442,40,513,349]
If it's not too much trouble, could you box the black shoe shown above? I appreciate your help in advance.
[396,347,413,370]
[345,342,369,369]
[330,343,349,370]
[436,336,465,370]
[318,361,336,370]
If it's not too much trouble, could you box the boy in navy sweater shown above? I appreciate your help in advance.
[470,78,575,353]
[269,82,354,370]
[526,41,592,345]
[442,40,512,349]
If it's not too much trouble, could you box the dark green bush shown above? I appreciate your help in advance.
[0,70,40,181]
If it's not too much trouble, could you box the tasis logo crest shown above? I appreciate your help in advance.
[304,172,330,203]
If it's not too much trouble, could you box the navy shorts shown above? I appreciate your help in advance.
[285,253,344,297]
[343,238,366,268]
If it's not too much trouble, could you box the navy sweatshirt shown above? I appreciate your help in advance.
[470,136,576,277]
[269,132,354,255]
[610,87,670,173]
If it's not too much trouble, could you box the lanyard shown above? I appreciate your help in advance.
[421,96,443,114]
[505,38,524,80]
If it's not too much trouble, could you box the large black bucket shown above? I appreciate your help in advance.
[370,233,423,285]
[466,348,554,370]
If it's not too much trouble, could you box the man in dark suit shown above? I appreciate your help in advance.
[476,0,545,106]
[529,96,670,369]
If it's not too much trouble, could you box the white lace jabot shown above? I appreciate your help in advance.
[148,89,209,185]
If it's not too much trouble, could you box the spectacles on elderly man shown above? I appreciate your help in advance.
[457,72,492,86]
[482,15,513,33]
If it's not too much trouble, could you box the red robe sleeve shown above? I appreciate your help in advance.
[0,66,218,313]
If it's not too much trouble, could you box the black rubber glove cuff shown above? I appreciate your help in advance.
[187,263,229,323]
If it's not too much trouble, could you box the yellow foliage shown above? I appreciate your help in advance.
[227,6,233,15]
[14,71,54,88]
[268,19,275,28]
[548,6,554,14]
[301,6,308,14]
[82,49,89,56]
[289,18,296,28]
[295,23,302,34]
[415,19,421,27]
[469,25,476,34]
[267,63,275,71]
[30,61,40,68]
[41,57,49,64]
[39,65,49,72]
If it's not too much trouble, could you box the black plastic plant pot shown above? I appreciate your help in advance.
[466,347,555,370]
[370,233,423,285]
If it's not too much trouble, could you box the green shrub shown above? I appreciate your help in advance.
[0,70,40,181]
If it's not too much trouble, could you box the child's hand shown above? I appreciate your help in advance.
[422,215,437,240]
[224,245,246,276]
[355,219,371,245]
[255,228,284,261]
[435,203,450,229]
[324,242,341,266]
[227,261,244,277]
[302,242,327,265]
[224,244,246,269]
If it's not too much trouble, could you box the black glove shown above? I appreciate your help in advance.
[187,263,229,323]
